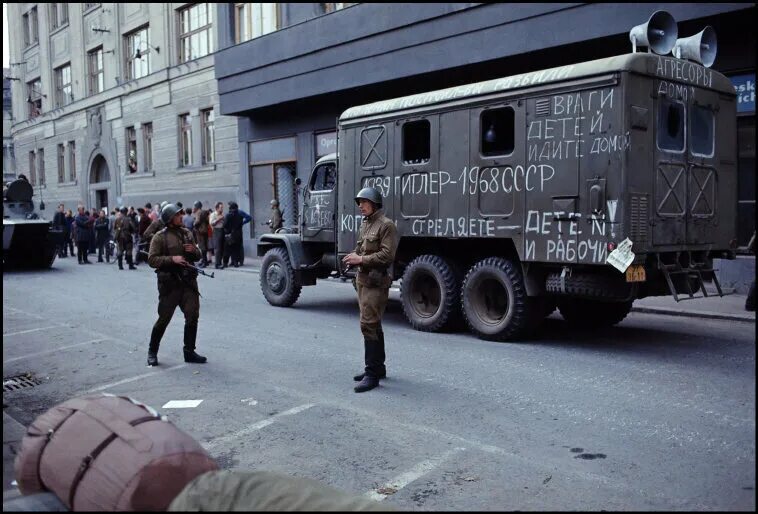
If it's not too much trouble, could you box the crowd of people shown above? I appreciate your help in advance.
[51,200,252,270]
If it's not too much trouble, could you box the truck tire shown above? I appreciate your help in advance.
[461,257,531,341]
[400,254,461,332]
[557,298,633,328]
[260,247,302,307]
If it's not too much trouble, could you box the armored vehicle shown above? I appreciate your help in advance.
[258,13,737,341]
[3,177,61,269]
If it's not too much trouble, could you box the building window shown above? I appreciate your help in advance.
[84,3,101,11]
[235,3,278,43]
[124,26,151,81]
[57,144,65,182]
[143,123,153,172]
[402,120,431,165]
[201,108,215,164]
[54,64,73,107]
[321,3,347,14]
[29,151,37,185]
[87,47,104,95]
[69,141,77,181]
[179,3,214,63]
[23,7,39,47]
[27,79,43,119]
[126,127,137,173]
[179,114,193,167]
[49,4,69,30]
[480,107,515,157]
[37,149,45,186]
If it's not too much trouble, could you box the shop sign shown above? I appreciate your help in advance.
[730,73,755,114]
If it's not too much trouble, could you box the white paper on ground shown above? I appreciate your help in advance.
[606,238,635,273]
[162,399,203,409]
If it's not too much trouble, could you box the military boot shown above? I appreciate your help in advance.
[147,325,164,366]
[127,254,136,270]
[354,374,379,393]
[183,322,207,363]
[117,255,124,270]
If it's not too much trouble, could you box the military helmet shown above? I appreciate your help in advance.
[270,199,279,207]
[354,187,382,208]
[120,207,128,215]
[160,201,169,210]
[193,200,202,209]
[160,203,182,225]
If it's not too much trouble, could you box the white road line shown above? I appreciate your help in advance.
[83,364,188,394]
[202,403,315,452]
[3,325,63,337]
[4,306,47,320]
[3,338,108,364]
[365,447,466,501]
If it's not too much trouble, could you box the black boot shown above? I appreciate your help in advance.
[147,323,163,366]
[127,254,136,270]
[354,374,379,393]
[353,370,386,381]
[147,352,158,366]
[118,256,124,270]
[183,322,207,363]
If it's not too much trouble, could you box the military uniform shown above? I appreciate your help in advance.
[193,209,210,266]
[147,224,204,363]
[354,209,397,381]
[269,206,283,232]
[114,215,136,269]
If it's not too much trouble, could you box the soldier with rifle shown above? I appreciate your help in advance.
[114,207,136,270]
[146,203,207,366]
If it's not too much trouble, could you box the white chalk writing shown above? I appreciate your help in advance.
[655,57,713,88]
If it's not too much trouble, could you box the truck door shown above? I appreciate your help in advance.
[301,160,337,244]
[686,95,718,245]
[653,97,687,246]
[468,102,526,242]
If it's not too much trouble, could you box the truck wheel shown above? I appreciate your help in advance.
[260,247,302,307]
[461,257,530,341]
[400,254,461,332]
[557,298,633,328]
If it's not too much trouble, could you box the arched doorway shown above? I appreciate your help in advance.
[89,154,111,211]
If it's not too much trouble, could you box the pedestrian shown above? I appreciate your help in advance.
[146,203,206,366]
[52,203,67,257]
[88,209,98,255]
[269,199,283,233]
[182,208,194,231]
[210,202,225,269]
[64,209,75,257]
[74,205,93,264]
[341,187,398,393]
[94,210,111,262]
[223,202,245,268]
[193,201,210,268]
[136,206,152,264]
[148,202,159,222]
[237,207,252,266]
[142,201,168,251]
[114,207,137,270]
[129,208,140,263]
[746,230,756,312]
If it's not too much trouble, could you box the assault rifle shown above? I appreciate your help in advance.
[185,262,215,278]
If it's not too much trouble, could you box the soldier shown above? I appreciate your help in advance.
[268,199,283,233]
[341,187,398,393]
[114,207,137,270]
[193,200,210,267]
[142,201,168,249]
[147,203,207,366]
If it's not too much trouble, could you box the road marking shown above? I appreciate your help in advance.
[3,338,108,364]
[83,364,188,394]
[163,399,203,409]
[3,325,63,337]
[202,403,315,452]
[365,447,465,501]
[4,306,47,320]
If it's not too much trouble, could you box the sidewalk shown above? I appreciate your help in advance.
[2,412,25,502]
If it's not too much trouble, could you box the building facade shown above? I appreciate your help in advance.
[3,69,16,183]
[213,2,755,288]
[7,3,240,216]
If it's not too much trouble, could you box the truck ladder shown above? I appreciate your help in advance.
[657,252,724,302]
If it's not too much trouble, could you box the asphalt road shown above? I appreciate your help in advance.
[2,256,755,510]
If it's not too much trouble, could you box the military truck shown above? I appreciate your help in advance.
[258,16,737,341]
[3,177,61,269]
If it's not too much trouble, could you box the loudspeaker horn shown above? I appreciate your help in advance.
[629,10,678,55]
[673,26,717,68]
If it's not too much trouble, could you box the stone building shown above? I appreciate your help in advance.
[3,68,15,183]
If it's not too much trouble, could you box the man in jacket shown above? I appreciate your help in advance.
[210,202,225,269]
[52,204,67,258]
[223,202,245,268]
[74,205,93,265]
[147,203,207,366]
[94,210,111,262]
[341,187,398,393]
[114,207,137,270]
[192,201,210,268]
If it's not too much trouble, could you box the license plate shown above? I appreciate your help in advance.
[625,264,646,283]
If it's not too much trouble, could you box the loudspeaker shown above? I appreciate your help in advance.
[673,26,717,68]
[629,10,678,55]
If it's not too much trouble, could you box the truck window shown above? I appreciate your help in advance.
[402,120,430,165]
[309,163,336,191]
[481,107,515,156]
[690,105,715,157]
[657,99,685,153]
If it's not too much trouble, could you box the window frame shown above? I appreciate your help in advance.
[69,141,77,181]
[27,79,43,119]
[308,163,337,192]
[689,104,716,158]
[126,126,138,174]
[54,63,73,108]
[143,123,153,172]
[479,106,516,158]
[124,25,152,81]
[201,108,215,164]
[401,119,431,166]
[179,113,193,167]
[234,3,279,44]
[87,46,104,96]
[49,4,69,31]
[29,151,37,186]
[656,98,686,154]
[178,3,214,63]
[37,148,45,186]
[57,143,65,183]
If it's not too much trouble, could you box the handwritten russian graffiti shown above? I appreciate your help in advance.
[304,194,333,229]
[340,214,365,233]
[657,80,695,102]
[410,217,495,238]
[655,57,712,88]
[524,210,608,263]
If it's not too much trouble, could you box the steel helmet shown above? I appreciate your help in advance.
[270,199,279,206]
[193,200,202,209]
[160,203,182,225]
[354,187,382,208]
[160,201,169,210]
